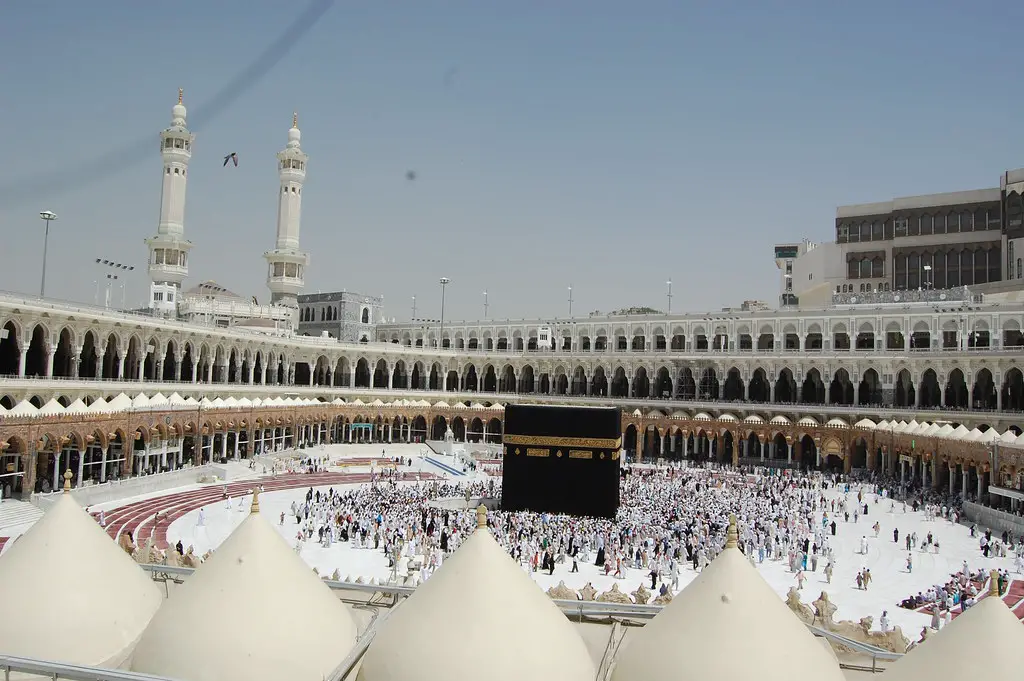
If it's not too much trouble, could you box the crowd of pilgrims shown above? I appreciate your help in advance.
[882,484,1024,619]
[280,463,892,595]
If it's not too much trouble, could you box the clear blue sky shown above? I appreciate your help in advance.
[0,1,1021,322]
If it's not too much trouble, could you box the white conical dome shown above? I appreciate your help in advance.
[611,517,844,681]
[131,493,357,681]
[357,506,595,681]
[881,574,1024,681]
[0,472,161,667]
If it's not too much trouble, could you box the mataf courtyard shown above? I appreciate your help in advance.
[152,443,1023,636]
[1,444,1024,681]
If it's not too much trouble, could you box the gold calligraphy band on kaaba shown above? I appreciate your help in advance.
[526,448,550,457]
[504,435,622,449]
[568,450,593,459]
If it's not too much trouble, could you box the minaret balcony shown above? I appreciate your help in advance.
[267,274,305,296]
[148,263,188,285]
[263,249,309,266]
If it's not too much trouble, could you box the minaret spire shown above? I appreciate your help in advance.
[263,112,309,322]
[144,88,194,317]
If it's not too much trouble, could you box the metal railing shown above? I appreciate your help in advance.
[4,379,1023,430]
[0,562,903,681]
[0,654,177,681]
[137,564,903,664]
[3,290,1021,363]
[832,286,973,307]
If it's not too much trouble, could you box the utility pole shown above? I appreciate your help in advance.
[567,285,573,318]
[39,211,58,297]
[667,278,673,314]
[411,296,417,320]
[483,290,489,319]
[95,259,135,309]
[439,277,451,348]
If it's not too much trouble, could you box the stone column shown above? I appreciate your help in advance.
[22,451,37,497]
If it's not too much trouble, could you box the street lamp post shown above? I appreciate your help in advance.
[567,285,573,318]
[483,290,489,319]
[94,259,136,310]
[666,279,673,314]
[439,277,451,348]
[411,296,417,320]
[38,211,58,297]
[923,264,933,290]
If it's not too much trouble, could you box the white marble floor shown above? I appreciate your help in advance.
[166,460,1020,635]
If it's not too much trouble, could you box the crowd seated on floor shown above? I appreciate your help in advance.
[897,567,1014,614]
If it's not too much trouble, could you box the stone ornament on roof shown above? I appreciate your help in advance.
[631,584,652,604]
[578,582,598,601]
[597,583,632,604]
[547,581,579,600]
[651,591,673,606]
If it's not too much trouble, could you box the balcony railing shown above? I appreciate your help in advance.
[2,377,1021,424]
[831,286,974,307]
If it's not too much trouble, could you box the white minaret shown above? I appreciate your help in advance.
[264,112,309,313]
[145,88,194,316]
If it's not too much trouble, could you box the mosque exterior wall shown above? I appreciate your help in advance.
[1,291,1023,499]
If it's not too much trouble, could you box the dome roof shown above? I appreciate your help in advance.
[881,573,1024,681]
[132,492,357,681]
[357,506,595,681]
[611,517,844,681]
[0,471,161,667]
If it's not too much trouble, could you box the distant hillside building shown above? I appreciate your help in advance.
[774,167,1024,309]
[297,291,383,342]
[178,280,293,331]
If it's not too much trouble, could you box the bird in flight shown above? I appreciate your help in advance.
[406,170,417,181]
[223,153,239,167]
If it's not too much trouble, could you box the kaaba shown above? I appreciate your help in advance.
[501,404,622,519]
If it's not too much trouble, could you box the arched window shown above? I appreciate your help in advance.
[361,307,370,324]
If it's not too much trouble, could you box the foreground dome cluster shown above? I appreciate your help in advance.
[1,482,1022,681]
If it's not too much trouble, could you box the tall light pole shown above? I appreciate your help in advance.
[411,296,417,320]
[439,277,451,348]
[567,285,573,318]
[483,290,489,319]
[923,264,933,290]
[38,211,58,297]
[666,278,673,314]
